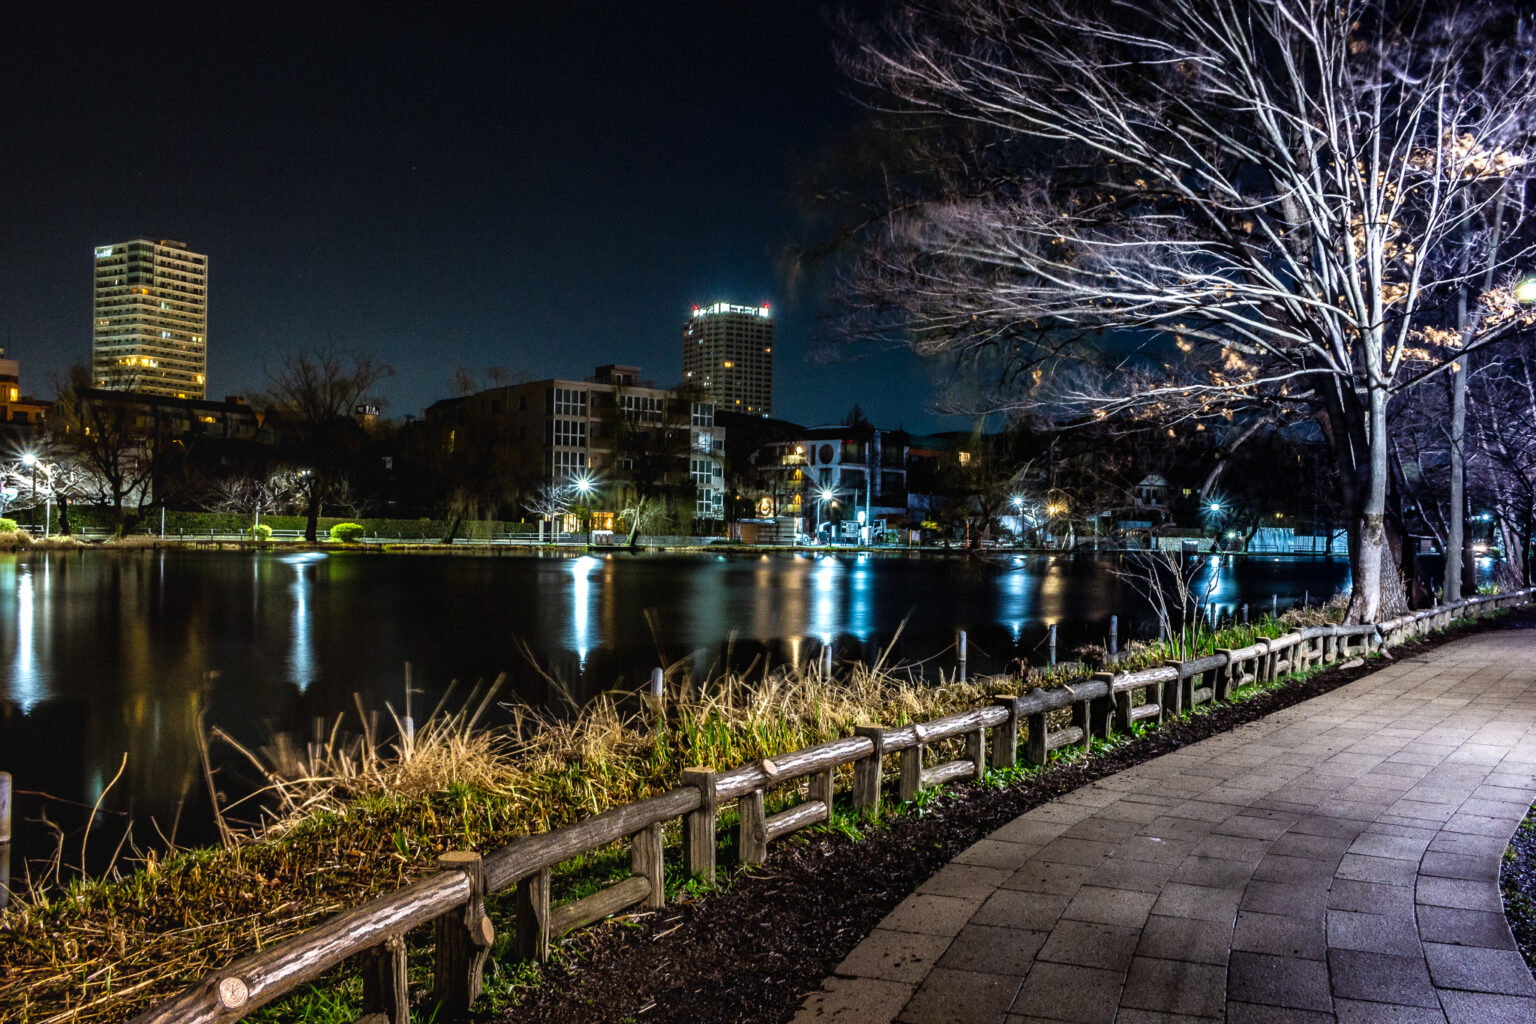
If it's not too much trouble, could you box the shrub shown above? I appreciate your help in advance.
[0,518,16,533]
[329,522,366,543]
[249,523,273,542]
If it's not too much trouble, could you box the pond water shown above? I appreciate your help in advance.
[0,548,1353,875]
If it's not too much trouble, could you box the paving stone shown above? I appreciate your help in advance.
[837,928,956,984]
[1268,832,1353,860]
[1241,879,1329,918]
[1330,998,1446,1023]
[918,864,1015,898]
[1414,905,1518,949]
[1117,955,1225,1018]
[1437,990,1536,1023]
[1227,950,1333,1011]
[1210,814,1294,841]
[933,924,1047,976]
[1034,919,1140,971]
[1134,913,1232,965]
[953,839,1042,871]
[1327,879,1415,915]
[1148,882,1241,924]
[897,967,1020,1024]
[1091,856,1175,893]
[1187,833,1270,863]
[1225,1004,1334,1023]
[1327,948,1440,1007]
[1335,852,1419,885]
[1010,961,1123,1024]
[1253,853,1342,886]
[1002,861,1094,895]
[793,976,915,1024]
[1060,884,1157,928]
[1415,876,1505,912]
[1167,854,1256,889]
[1421,942,1536,996]
[1325,909,1421,956]
[881,894,984,936]
[972,889,1071,931]
[1232,910,1326,959]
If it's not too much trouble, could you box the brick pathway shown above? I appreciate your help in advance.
[793,630,1536,1024]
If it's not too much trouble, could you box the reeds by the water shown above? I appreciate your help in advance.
[0,650,1011,1024]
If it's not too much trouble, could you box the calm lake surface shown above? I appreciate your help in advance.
[0,548,1353,873]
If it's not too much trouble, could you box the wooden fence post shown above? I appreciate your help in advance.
[1213,651,1235,701]
[1162,662,1185,717]
[991,696,1019,769]
[852,725,884,818]
[433,851,493,1019]
[514,867,550,963]
[681,767,717,885]
[1089,674,1114,740]
[361,936,409,1024]
[966,726,986,780]
[807,767,835,814]
[900,726,925,803]
[1071,694,1093,753]
[1024,691,1048,766]
[738,788,767,866]
[633,822,665,910]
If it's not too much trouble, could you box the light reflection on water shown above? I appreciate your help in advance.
[0,548,1363,870]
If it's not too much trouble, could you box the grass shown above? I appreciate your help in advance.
[0,597,1368,1024]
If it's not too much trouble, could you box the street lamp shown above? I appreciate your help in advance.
[575,474,594,546]
[1516,277,1536,304]
[818,487,837,544]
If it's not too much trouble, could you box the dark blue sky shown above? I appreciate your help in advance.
[0,2,955,432]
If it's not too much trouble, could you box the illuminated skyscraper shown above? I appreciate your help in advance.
[92,239,208,399]
[681,301,773,416]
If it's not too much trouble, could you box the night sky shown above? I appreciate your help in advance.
[1,3,952,432]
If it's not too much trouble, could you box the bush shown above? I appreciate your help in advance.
[249,523,273,542]
[0,518,16,533]
[329,522,366,543]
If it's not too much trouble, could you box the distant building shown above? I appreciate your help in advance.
[682,302,773,417]
[0,348,50,438]
[748,423,909,542]
[92,239,208,400]
[425,365,726,523]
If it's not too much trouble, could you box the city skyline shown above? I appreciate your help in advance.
[0,3,951,433]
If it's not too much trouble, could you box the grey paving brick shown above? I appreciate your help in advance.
[1135,913,1232,965]
[1438,990,1536,1024]
[1421,942,1536,996]
[1327,948,1440,1007]
[918,863,1015,898]
[838,929,957,984]
[972,889,1071,931]
[1414,905,1518,949]
[1415,875,1505,912]
[1010,961,1123,1024]
[881,894,984,936]
[1330,999,1446,1023]
[1034,919,1140,971]
[1060,884,1157,928]
[897,967,1020,1024]
[1119,956,1225,1018]
[1228,950,1333,1011]
[793,976,915,1024]
[1325,909,1421,956]
[1232,910,1326,959]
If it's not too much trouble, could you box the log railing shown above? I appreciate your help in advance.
[128,588,1535,1024]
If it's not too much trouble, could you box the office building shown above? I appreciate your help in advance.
[425,365,726,523]
[92,239,208,400]
[682,301,773,417]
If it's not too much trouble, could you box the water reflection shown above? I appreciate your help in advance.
[282,552,326,691]
[0,548,1362,873]
[568,555,599,668]
[13,563,39,711]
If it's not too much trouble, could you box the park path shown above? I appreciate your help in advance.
[792,629,1536,1024]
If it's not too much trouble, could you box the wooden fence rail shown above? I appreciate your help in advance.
[127,588,1535,1024]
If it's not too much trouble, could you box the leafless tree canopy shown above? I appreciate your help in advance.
[836,0,1536,618]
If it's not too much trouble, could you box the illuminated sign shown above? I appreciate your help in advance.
[691,302,772,319]
[94,246,115,259]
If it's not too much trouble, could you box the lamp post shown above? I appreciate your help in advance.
[818,487,837,544]
[575,475,594,547]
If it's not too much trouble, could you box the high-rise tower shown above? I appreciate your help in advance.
[92,239,208,399]
[681,301,773,416]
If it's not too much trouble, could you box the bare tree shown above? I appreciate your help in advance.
[262,347,391,542]
[836,0,1536,619]
[523,482,576,542]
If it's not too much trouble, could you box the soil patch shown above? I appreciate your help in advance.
[495,610,1536,1024]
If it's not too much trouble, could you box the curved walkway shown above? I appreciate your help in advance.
[794,630,1536,1024]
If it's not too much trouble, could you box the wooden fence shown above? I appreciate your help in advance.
[127,589,1535,1024]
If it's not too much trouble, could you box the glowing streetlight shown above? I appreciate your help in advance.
[1516,277,1536,303]
[574,475,595,545]
[1207,501,1222,514]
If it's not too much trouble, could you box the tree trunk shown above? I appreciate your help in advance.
[57,494,72,537]
[305,486,321,543]
[1445,362,1466,600]
[441,508,464,544]
[1347,387,1409,622]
